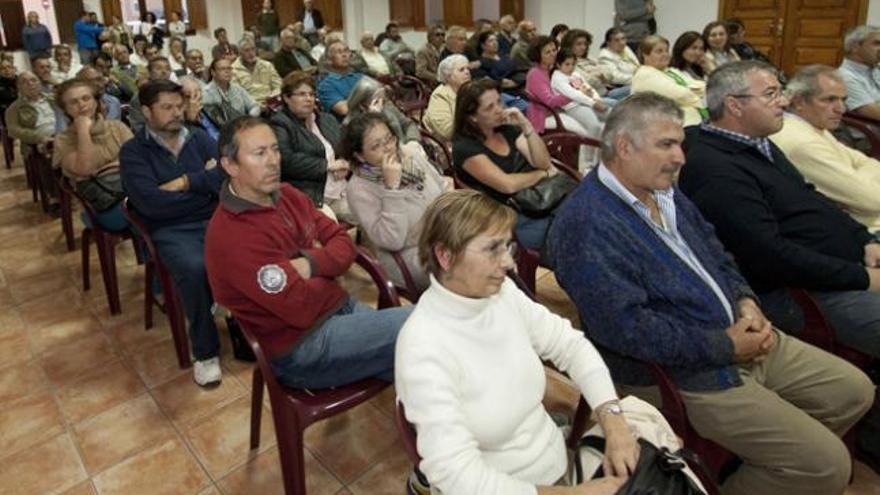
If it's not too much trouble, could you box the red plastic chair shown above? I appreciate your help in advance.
[243,246,399,495]
[419,128,453,175]
[56,170,76,252]
[121,198,192,369]
[24,143,51,210]
[59,177,139,315]
[543,131,602,173]
[840,112,880,160]
[524,90,567,134]
[386,75,430,121]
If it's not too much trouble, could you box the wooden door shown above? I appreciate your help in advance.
[443,0,472,27]
[390,0,426,28]
[240,0,259,30]
[499,0,524,21]
[54,0,85,45]
[719,0,786,66]
[779,0,866,74]
[100,0,123,23]
[0,0,26,50]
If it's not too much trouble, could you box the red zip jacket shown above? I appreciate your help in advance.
[205,182,356,359]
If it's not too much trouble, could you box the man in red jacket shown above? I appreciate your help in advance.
[205,116,412,388]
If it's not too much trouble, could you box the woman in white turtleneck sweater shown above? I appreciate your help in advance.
[395,190,638,495]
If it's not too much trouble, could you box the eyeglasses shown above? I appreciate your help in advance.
[290,91,315,99]
[433,32,446,37]
[367,133,397,153]
[730,88,785,103]
[469,240,517,262]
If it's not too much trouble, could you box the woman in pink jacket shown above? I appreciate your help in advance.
[524,36,590,137]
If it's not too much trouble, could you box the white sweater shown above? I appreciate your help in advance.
[551,70,600,109]
[395,277,618,495]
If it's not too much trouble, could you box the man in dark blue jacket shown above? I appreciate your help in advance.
[120,79,225,387]
[549,93,874,495]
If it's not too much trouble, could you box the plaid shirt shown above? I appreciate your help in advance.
[701,122,774,162]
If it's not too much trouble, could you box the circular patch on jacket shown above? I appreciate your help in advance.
[257,264,287,294]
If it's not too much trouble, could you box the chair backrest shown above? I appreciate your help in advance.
[121,197,161,263]
[524,90,566,133]
[543,131,601,174]
[838,113,880,159]
[57,173,104,226]
[353,245,402,309]
[419,128,453,174]
[395,401,422,465]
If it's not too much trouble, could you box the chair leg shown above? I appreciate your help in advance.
[96,233,122,315]
[2,136,11,169]
[60,190,75,252]
[162,275,192,369]
[81,228,92,291]
[144,261,154,330]
[250,367,264,450]
[274,413,308,495]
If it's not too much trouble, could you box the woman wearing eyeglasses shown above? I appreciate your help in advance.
[270,70,354,222]
[340,112,450,292]
[395,189,637,495]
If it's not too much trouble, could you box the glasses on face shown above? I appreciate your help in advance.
[290,90,315,99]
[367,133,397,153]
[434,31,446,37]
[730,87,784,104]
[469,240,517,262]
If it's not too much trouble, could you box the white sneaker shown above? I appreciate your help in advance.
[193,357,222,387]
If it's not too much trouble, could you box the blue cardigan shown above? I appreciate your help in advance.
[120,128,222,232]
[548,171,755,392]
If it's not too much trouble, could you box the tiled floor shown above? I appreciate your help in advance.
[0,158,878,495]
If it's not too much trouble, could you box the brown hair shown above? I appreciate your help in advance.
[638,35,669,62]
[453,78,499,141]
[55,79,101,121]
[281,70,315,96]
[418,189,517,278]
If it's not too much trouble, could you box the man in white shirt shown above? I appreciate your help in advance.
[838,25,880,120]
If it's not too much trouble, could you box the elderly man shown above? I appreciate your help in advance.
[183,49,208,83]
[679,60,880,360]
[93,51,132,103]
[317,39,363,118]
[416,24,445,84]
[22,11,52,62]
[111,44,142,98]
[549,92,875,495]
[770,65,880,233]
[378,22,413,60]
[497,15,517,57]
[296,0,324,46]
[202,57,261,128]
[6,71,56,208]
[180,76,220,141]
[120,79,224,387]
[231,38,282,106]
[838,25,880,120]
[353,31,398,78]
[30,53,57,100]
[205,115,411,394]
[510,20,537,71]
[273,27,317,78]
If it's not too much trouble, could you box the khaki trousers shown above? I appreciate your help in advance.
[668,332,874,495]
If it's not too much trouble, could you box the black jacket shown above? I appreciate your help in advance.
[269,107,341,206]
[295,8,324,30]
[273,48,317,79]
[678,126,874,294]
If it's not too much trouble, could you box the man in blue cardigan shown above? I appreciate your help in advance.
[121,79,225,387]
[549,93,874,495]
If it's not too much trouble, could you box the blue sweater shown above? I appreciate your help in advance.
[74,20,103,50]
[22,24,52,56]
[120,128,222,232]
[548,171,755,392]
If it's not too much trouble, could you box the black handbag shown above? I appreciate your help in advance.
[508,172,578,218]
[75,166,125,213]
[575,436,707,495]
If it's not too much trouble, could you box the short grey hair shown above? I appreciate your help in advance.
[844,25,880,54]
[437,54,468,83]
[706,60,777,120]
[785,64,844,102]
[601,92,684,163]
[344,75,384,122]
[446,25,467,44]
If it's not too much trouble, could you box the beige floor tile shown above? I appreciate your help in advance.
[92,437,211,495]
[104,315,173,353]
[0,360,48,407]
[39,332,119,387]
[73,394,178,475]
[366,385,396,420]
[18,288,91,330]
[54,360,145,423]
[59,480,97,495]
[125,337,189,389]
[195,486,222,495]
[303,400,400,484]
[0,327,34,368]
[151,372,246,427]
[346,445,411,495]
[27,311,104,356]
[184,395,277,479]
[0,286,14,309]
[8,268,78,306]
[0,433,87,495]
[0,308,24,336]
[217,446,342,495]
[0,391,65,457]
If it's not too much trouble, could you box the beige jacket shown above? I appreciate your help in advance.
[231,57,282,106]
[631,66,704,127]
[423,84,456,142]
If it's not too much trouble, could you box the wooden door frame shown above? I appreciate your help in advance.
[717,0,868,24]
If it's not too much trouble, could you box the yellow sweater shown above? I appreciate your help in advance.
[631,66,704,127]
[770,114,880,232]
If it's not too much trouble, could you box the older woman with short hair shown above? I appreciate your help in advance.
[341,112,449,292]
[344,75,423,157]
[423,54,471,141]
[631,35,706,127]
[395,188,636,494]
[270,71,354,222]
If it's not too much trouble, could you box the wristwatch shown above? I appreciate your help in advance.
[596,400,623,419]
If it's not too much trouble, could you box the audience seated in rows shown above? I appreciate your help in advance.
[270,71,353,223]
[273,27,317,79]
[52,78,132,231]
[341,112,450,292]
[203,57,261,127]
[424,54,471,142]
[497,15,517,57]
[631,35,705,127]
[396,189,634,494]
[120,79,224,387]
[0,59,17,116]
[111,44,142,97]
[415,25,445,85]
[597,28,640,87]
[94,52,132,103]
[353,31,401,78]
[183,49,209,82]
[550,48,608,158]
[725,18,771,64]
[472,31,521,94]
[231,37,282,106]
[453,79,555,250]
[204,115,412,390]
[549,91,874,495]
[561,29,626,101]
[31,53,58,101]
[211,27,239,62]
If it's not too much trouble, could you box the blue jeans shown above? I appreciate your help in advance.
[271,298,412,389]
[502,92,529,113]
[606,86,631,101]
[151,220,219,361]
[516,213,551,250]
[80,202,129,232]
[810,290,880,358]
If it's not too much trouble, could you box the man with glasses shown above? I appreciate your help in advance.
[680,60,880,360]
[204,115,412,394]
[552,91,875,495]
[416,24,445,84]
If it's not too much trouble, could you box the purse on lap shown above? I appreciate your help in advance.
[508,172,578,218]
[75,165,125,213]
